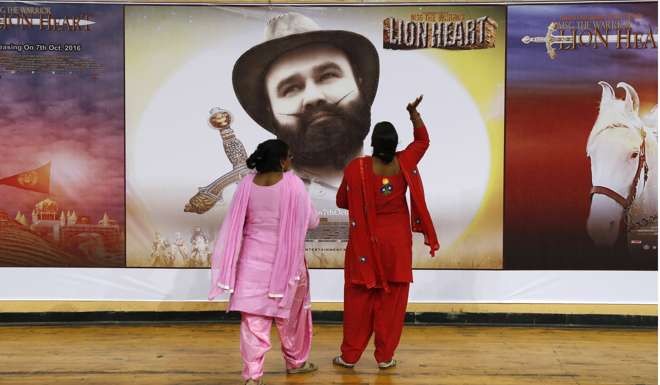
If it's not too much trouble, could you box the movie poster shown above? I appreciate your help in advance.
[505,3,657,269]
[125,6,505,268]
[0,4,125,267]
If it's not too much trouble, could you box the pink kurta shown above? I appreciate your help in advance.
[228,181,306,319]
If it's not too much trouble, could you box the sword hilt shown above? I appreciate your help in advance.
[545,22,558,60]
[184,107,250,214]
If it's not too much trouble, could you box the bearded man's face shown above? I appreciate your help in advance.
[264,44,371,171]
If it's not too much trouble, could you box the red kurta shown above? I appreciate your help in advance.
[372,172,412,283]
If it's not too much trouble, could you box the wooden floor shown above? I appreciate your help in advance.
[0,323,655,385]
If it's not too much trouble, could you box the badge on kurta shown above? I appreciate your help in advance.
[380,177,393,195]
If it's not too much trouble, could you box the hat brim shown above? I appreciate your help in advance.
[232,30,380,133]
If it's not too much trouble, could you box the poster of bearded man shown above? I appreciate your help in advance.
[125,6,505,269]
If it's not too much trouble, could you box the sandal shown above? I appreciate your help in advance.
[286,361,318,374]
[244,378,264,385]
[332,356,355,368]
[378,359,397,369]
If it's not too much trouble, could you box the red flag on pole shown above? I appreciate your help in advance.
[0,162,51,193]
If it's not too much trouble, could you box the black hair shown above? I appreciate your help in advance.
[371,121,398,164]
[246,139,289,173]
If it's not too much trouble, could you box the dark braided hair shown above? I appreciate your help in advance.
[246,139,289,173]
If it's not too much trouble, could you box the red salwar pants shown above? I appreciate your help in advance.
[340,282,410,363]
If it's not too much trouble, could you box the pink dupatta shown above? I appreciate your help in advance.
[208,172,318,316]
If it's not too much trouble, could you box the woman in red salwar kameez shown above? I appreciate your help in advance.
[334,96,439,369]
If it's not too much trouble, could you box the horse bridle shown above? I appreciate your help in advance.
[590,127,649,215]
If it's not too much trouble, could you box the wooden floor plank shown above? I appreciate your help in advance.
[0,324,655,385]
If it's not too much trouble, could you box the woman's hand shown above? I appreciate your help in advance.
[406,95,423,115]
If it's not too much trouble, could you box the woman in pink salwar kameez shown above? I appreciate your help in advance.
[209,139,319,385]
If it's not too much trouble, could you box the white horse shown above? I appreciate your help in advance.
[586,81,657,247]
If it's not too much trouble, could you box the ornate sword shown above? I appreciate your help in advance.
[184,108,250,214]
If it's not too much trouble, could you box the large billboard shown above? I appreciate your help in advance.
[125,6,505,269]
[0,3,125,267]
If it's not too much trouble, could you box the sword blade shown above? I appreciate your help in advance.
[0,18,95,26]
[523,33,658,44]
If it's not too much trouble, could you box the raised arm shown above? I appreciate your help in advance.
[402,95,430,164]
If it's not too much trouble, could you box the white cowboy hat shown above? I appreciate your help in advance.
[232,12,380,133]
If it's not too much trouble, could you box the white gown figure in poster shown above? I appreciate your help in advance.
[586,81,657,248]
[150,232,167,266]
[161,239,175,267]
[173,232,190,266]
[189,227,211,266]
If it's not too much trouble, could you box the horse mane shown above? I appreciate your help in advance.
[642,105,658,141]
[587,100,637,157]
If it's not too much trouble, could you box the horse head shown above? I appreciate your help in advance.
[586,81,653,247]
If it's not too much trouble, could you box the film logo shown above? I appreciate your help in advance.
[383,13,498,51]
[522,14,657,59]
[0,7,95,31]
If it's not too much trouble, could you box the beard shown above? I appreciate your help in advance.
[273,98,371,172]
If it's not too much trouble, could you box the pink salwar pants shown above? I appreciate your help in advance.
[239,279,312,381]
